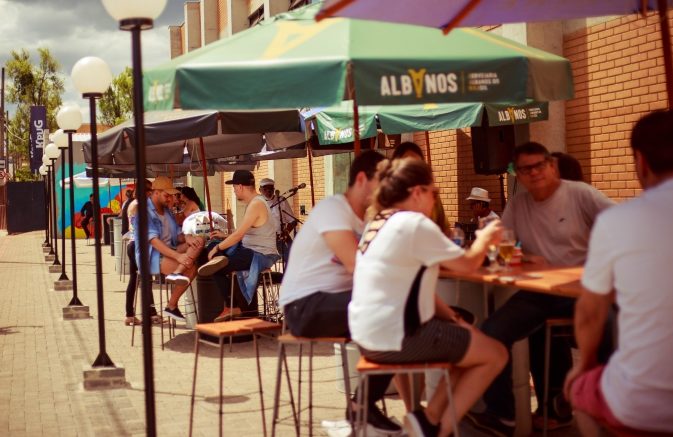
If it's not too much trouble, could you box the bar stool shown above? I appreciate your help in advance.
[354,357,458,437]
[188,318,281,437]
[542,318,574,437]
[271,334,354,437]
[259,269,282,322]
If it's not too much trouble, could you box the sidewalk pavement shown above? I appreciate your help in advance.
[0,230,580,436]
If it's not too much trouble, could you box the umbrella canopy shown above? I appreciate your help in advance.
[144,2,574,110]
[318,0,673,29]
[305,100,548,145]
[318,0,673,107]
[82,109,306,165]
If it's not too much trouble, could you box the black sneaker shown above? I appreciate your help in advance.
[405,410,438,437]
[465,411,514,437]
[348,403,402,435]
[163,306,186,322]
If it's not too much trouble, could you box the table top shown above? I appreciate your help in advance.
[439,263,585,298]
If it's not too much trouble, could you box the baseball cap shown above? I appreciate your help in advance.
[225,170,255,186]
[259,178,275,187]
[466,187,491,203]
[152,176,179,195]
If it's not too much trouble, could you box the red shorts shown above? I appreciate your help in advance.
[571,365,625,429]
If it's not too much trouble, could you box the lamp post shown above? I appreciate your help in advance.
[43,154,54,255]
[72,56,114,368]
[57,105,84,306]
[102,1,166,434]
[45,142,61,267]
[53,130,70,282]
[39,164,49,247]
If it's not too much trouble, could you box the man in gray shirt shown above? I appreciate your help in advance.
[467,142,615,437]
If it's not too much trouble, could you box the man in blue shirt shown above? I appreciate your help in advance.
[134,176,204,321]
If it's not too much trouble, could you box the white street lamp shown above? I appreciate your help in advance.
[42,154,52,166]
[103,3,167,430]
[52,130,69,281]
[57,104,84,306]
[45,142,61,266]
[39,164,50,248]
[56,105,83,131]
[72,55,114,370]
[39,165,48,176]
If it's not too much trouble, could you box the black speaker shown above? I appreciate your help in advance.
[471,123,517,175]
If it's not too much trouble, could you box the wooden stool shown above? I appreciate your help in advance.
[271,334,353,437]
[354,357,459,437]
[189,318,281,437]
[543,318,574,437]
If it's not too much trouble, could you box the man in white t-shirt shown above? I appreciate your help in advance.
[468,142,615,437]
[564,111,673,435]
[279,151,401,435]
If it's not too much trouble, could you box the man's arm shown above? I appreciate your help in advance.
[150,237,191,266]
[563,289,614,399]
[209,200,265,256]
[322,230,359,274]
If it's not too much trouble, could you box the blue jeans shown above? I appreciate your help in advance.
[481,291,575,421]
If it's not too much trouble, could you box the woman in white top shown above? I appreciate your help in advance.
[349,158,507,436]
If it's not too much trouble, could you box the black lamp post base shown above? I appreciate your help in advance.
[48,265,62,274]
[58,272,70,281]
[44,254,55,263]
[42,246,52,254]
[68,296,84,306]
[92,352,116,368]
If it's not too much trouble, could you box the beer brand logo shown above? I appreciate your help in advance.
[148,80,172,104]
[498,107,529,123]
[380,69,459,99]
[324,127,354,142]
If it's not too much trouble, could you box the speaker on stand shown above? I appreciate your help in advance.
[471,112,529,207]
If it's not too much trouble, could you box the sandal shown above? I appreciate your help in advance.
[124,316,142,326]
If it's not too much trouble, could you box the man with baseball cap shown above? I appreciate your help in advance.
[133,176,205,322]
[198,170,279,321]
[466,187,499,223]
[259,177,297,266]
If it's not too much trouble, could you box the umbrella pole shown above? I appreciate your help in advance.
[352,97,361,156]
[442,0,482,34]
[657,0,673,109]
[198,137,214,233]
[307,140,316,208]
[424,131,433,169]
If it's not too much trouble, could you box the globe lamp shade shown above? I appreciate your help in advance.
[39,165,48,176]
[56,105,83,131]
[101,0,167,21]
[45,142,60,160]
[53,130,68,149]
[42,154,52,166]
[71,57,112,96]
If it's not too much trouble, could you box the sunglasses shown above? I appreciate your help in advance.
[515,159,550,175]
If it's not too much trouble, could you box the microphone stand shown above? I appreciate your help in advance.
[270,190,302,269]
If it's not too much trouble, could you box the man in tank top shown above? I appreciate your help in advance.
[198,170,279,322]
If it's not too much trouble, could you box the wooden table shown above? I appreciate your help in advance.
[440,263,584,298]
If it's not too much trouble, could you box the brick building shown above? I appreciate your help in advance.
[167,1,672,226]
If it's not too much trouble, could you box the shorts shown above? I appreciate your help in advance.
[571,366,625,429]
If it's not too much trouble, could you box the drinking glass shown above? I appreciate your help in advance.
[499,229,516,271]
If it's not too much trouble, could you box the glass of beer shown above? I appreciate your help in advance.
[499,229,516,271]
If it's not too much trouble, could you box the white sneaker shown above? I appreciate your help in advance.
[166,273,189,286]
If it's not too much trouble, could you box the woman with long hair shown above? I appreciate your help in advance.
[349,158,507,436]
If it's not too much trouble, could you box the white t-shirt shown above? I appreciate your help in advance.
[181,211,227,237]
[582,178,673,432]
[502,180,614,266]
[279,195,363,307]
[349,211,464,351]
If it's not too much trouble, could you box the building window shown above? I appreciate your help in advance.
[249,5,265,27]
[289,0,310,10]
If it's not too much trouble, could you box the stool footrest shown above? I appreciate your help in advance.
[278,333,350,344]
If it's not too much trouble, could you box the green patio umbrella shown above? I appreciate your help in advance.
[306,100,549,145]
[144,2,573,112]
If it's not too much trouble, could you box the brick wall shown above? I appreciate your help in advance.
[292,155,326,216]
[564,11,672,202]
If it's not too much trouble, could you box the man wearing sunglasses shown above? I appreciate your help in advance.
[468,142,615,436]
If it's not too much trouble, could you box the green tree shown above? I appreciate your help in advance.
[98,67,133,127]
[5,48,64,180]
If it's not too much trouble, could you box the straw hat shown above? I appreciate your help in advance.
[152,176,179,195]
[466,187,491,203]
